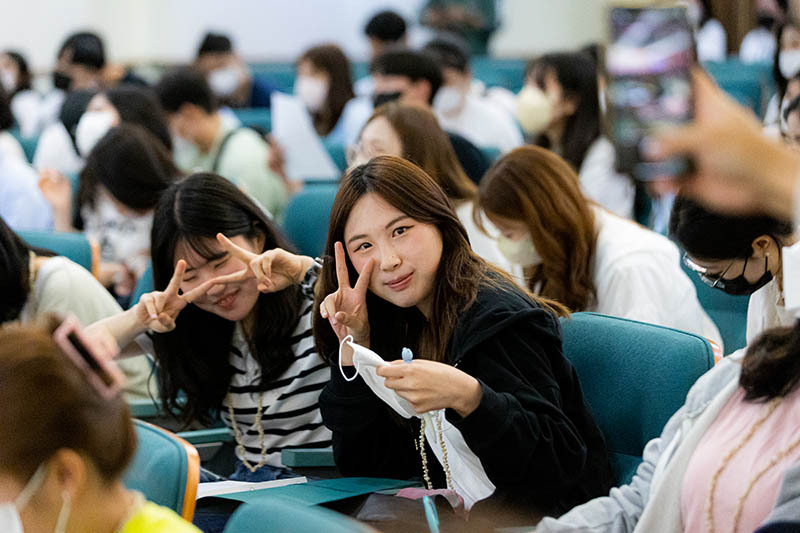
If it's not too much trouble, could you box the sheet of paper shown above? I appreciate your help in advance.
[196,475,308,499]
[270,92,340,181]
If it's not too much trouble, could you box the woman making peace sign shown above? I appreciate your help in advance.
[89,173,330,481]
[313,156,614,522]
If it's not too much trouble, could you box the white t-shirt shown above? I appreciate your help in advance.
[81,193,153,275]
[590,207,723,348]
[0,130,26,161]
[0,152,53,231]
[19,256,155,400]
[739,27,776,64]
[455,200,517,278]
[32,121,83,176]
[435,94,523,154]
[579,137,635,220]
[10,89,44,138]
[746,274,796,345]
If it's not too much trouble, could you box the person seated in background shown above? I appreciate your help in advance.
[315,155,613,526]
[0,85,25,161]
[349,100,514,274]
[370,49,489,183]
[419,0,498,56]
[0,50,40,138]
[0,215,153,399]
[43,125,178,301]
[475,145,723,347]
[423,38,522,154]
[691,0,727,62]
[33,89,95,177]
[294,44,356,145]
[155,67,288,219]
[194,31,277,109]
[740,0,784,64]
[523,52,635,219]
[670,195,797,345]
[355,10,408,97]
[0,152,53,232]
[0,318,199,532]
[763,20,800,127]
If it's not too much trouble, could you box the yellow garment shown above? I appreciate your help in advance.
[118,501,200,533]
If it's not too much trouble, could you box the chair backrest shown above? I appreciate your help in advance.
[129,262,154,309]
[17,230,99,277]
[222,496,376,533]
[231,108,272,132]
[124,420,200,521]
[281,183,339,258]
[560,312,715,485]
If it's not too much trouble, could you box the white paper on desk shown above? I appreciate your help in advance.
[196,476,307,500]
[270,92,340,181]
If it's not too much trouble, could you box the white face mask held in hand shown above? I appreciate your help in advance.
[339,335,496,510]
[76,110,116,157]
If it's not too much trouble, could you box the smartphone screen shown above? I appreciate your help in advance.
[606,6,695,181]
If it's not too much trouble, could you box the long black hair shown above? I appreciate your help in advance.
[669,195,794,260]
[527,52,601,172]
[150,173,304,425]
[76,124,178,224]
[741,322,800,400]
[105,85,173,152]
[0,216,32,323]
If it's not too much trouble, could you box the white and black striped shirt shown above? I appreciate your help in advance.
[220,267,332,467]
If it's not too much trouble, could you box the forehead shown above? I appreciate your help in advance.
[373,74,412,92]
[87,93,113,112]
[783,26,800,46]
[174,237,223,268]
[362,116,399,143]
[486,212,527,233]
[344,192,406,238]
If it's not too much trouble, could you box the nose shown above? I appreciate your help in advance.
[206,282,225,297]
[379,245,401,272]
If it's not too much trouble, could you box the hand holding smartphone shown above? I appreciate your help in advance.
[605,3,696,181]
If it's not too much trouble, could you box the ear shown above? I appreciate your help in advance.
[411,79,433,105]
[49,449,88,497]
[751,235,773,258]
[561,93,580,117]
[179,102,204,120]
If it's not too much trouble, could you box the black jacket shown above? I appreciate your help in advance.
[319,280,614,516]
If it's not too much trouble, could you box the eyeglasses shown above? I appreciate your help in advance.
[682,253,736,290]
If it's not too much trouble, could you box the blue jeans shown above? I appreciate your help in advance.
[228,461,298,482]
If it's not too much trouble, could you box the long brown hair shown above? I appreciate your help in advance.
[313,155,565,363]
[476,146,597,312]
[298,44,354,136]
[366,102,476,202]
[0,318,136,481]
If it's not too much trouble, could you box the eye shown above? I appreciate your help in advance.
[184,275,197,283]
[354,242,372,252]
[213,257,229,269]
[393,225,411,237]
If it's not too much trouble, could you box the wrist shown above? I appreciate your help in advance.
[453,375,482,418]
[294,256,315,284]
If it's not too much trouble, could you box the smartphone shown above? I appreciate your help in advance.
[53,315,123,398]
[605,4,695,181]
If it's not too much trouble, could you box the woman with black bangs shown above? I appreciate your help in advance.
[89,173,332,482]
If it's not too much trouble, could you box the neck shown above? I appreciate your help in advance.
[416,297,433,320]
[197,113,221,153]
[544,118,566,152]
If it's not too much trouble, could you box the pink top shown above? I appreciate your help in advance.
[682,385,800,532]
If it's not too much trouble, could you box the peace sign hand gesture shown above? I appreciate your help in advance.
[209,233,314,293]
[320,242,374,364]
[134,259,193,333]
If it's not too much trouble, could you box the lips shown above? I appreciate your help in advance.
[386,272,413,292]
[215,289,239,310]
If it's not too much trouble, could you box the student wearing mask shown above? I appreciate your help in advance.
[475,145,722,347]
[369,49,490,183]
[33,89,95,177]
[88,173,331,481]
[690,0,727,62]
[0,153,53,232]
[522,52,635,219]
[194,32,277,109]
[0,319,199,533]
[349,101,513,274]
[764,20,800,127]
[295,44,356,145]
[0,215,153,399]
[781,93,800,147]
[355,10,408,97]
[155,68,288,219]
[670,195,797,345]
[740,2,783,64]
[423,39,523,154]
[315,155,614,524]
[0,50,40,138]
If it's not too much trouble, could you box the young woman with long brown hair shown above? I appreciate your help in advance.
[348,101,513,273]
[313,155,614,521]
[475,145,722,346]
[295,44,355,142]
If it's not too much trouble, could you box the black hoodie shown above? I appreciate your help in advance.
[319,279,614,518]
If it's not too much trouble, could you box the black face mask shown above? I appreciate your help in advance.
[372,91,402,108]
[52,71,72,91]
[716,256,773,296]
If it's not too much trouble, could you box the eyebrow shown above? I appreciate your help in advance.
[346,215,410,245]
[183,251,227,273]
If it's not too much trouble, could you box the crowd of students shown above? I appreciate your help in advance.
[3,3,800,532]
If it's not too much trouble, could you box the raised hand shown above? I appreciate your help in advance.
[210,233,313,293]
[135,260,198,333]
[320,242,375,363]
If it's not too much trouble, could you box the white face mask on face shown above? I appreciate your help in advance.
[497,234,542,267]
[780,50,800,79]
[0,69,16,94]
[294,75,329,113]
[0,463,70,533]
[208,66,240,97]
[76,110,116,157]
[433,85,467,115]
[515,85,552,136]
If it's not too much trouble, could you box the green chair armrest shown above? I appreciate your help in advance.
[280,448,335,467]
[128,398,161,418]
[178,428,234,445]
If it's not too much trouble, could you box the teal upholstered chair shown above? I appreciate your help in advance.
[281,183,339,258]
[231,108,272,132]
[322,139,347,172]
[560,312,715,485]
[17,230,97,276]
[124,420,200,521]
[129,262,154,309]
[222,496,376,533]
[8,128,38,162]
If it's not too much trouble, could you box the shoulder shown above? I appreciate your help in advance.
[594,209,677,267]
[120,501,201,533]
[36,257,122,320]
